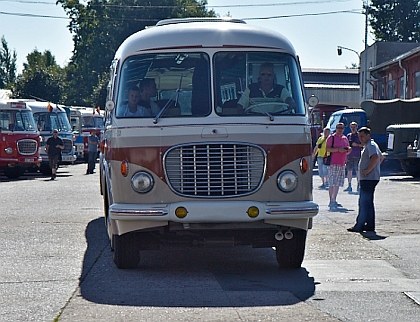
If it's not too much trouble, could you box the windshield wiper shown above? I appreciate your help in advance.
[153,75,183,124]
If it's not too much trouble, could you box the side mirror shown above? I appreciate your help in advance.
[308,95,319,107]
[105,101,115,111]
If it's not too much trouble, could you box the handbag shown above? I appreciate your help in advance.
[323,135,334,165]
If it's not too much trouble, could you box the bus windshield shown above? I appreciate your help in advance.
[116,52,209,118]
[214,52,305,116]
[0,110,37,131]
[82,115,105,128]
[34,111,72,132]
[115,51,304,118]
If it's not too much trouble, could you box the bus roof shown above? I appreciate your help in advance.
[0,100,32,110]
[115,19,296,60]
[24,101,66,113]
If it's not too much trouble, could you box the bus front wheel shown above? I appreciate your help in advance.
[113,233,140,269]
[275,229,307,269]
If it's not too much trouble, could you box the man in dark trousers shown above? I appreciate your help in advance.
[45,129,64,180]
[86,129,99,174]
[348,127,384,232]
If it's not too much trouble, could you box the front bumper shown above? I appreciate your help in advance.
[109,200,319,223]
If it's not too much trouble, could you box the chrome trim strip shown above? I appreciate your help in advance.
[110,208,168,216]
[266,205,319,215]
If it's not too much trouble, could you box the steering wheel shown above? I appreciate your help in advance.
[244,102,292,114]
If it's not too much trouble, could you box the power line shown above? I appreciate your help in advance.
[0,8,363,22]
[0,0,355,8]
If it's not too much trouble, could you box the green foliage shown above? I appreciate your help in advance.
[57,0,216,107]
[366,0,420,42]
[0,36,17,89]
[11,50,66,102]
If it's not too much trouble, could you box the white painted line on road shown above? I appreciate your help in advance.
[404,292,420,306]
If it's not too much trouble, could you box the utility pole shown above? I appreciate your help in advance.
[363,0,369,100]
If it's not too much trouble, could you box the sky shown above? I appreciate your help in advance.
[0,0,370,73]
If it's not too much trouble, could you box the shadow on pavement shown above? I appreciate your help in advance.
[361,231,388,240]
[79,218,316,307]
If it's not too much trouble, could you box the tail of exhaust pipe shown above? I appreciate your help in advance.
[284,230,293,240]
[275,231,284,241]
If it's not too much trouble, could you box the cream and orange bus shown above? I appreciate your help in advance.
[101,18,318,269]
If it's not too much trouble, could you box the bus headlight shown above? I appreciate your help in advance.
[5,147,13,154]
[277,171,298,192]
[131,171,154,193]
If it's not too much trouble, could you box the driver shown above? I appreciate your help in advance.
[237,62,296,111]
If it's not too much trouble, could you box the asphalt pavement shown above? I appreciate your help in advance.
[0,161,419,322]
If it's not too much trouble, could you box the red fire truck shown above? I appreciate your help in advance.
[0,100,41,179]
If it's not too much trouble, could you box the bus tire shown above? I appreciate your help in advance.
[40,164,52,175]
[275,229,307,269]
[113,233,140,269]
[400,159,420,177]
[4,167,25,179]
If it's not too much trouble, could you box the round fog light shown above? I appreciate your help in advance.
[175,207,188,218]
[247,206,259,218]
[5,147,13,154]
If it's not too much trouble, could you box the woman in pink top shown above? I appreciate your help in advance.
[326,122,351,210]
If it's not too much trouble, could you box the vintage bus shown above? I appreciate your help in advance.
[27,101,76,174]
[69,107,85,161]
[101,18,318,269]
[0,100,41,179]
[80,108,104,161]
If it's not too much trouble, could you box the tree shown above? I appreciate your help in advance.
[57,0,216,107]
[0,36,17,89]
[366,0,420,42]
[11,50,66,103]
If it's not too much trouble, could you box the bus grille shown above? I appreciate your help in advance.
[62,139,73,154]
[17,139,37,155]
[164,143,266,198]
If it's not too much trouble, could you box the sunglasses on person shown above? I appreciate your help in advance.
[260,73,272,76]
[336,126,344,129]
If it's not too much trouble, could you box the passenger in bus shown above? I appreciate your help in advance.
[237,62,296,111]
[119,86,149,117]
[138,78,160,116]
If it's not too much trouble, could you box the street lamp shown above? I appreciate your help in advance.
[337,46,360,60]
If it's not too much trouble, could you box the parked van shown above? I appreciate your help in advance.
[27,101,76,174]
[386,123,420,177]
[0,100,41,178]
[101,18,318,269]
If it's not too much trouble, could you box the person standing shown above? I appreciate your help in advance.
[86,129,99,175]
[326,122,351,210]
[45,129,64,180]
[344,122,362,193]
[348,127,384,232]
[313,127,331,189]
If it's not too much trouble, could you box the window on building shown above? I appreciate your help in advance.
[387,79,396,99]
[399,76,405,98]
[415,72,420,97]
